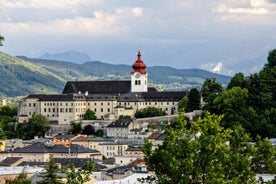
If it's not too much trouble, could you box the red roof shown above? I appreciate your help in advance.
[131,50,147,74]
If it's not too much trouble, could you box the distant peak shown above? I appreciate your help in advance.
[39,50,92,64]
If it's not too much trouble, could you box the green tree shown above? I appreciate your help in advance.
[135,107,166,118]
[201,78,223,113]
[17,114,50,140]
[227,72,245,89]
[0,105,18,139]
[178,96,188,111]
[66,159,95,184]
[187,88,201,112]
[142,112,276,183]
[83,109,96,120]
[95,129,104,137]
[5,169,31,184]
[265,49,276,68]
[37,155,63,184]
[69,121,82,134]
[0,35,4,46]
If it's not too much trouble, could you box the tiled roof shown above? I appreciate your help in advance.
[12,142,100,154]
[126,146,142,152]
[0,157,23,166]
[62,81,131,94]
[128,158,145,166]
[147,132,161,139]
[18,159,107,171]
[53,134,76,140]
[106,119,132,128]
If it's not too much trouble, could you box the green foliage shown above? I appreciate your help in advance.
[5,169,31,184]
[201,78,223,113]
[0,35,4,46]
[118,115,131,119]
[266,49,276,68]
[69,121,82,134]
[212,49,276,138]
[142,112,276,183]
[16,114,50,140]
[65,160,95,184]
[187,88,201,112]
[178,96,188,111]
[227,72,245,89]
[83,109,96,120]
[135,107,166,118]
[37,155,64,184]
[95,129,104,137]
[0,105,17,139]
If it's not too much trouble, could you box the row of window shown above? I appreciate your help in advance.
[42,102,112,107]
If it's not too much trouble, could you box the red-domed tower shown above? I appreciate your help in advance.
[131,49,148,92]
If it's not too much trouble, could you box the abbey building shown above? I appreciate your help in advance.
[18,50,186,124]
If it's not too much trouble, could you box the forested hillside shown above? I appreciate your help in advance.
[0,51,231,98]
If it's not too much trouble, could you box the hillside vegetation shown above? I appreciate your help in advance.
[0,51,230,98]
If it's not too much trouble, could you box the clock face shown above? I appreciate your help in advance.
[135,72,140,78]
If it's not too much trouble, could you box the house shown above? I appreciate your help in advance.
[0,141,101,162]
[17,50,186,124]
[106,119,137,138]
[99,142,128,158]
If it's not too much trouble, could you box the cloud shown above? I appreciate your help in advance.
[0,0,96,9]
[0,6,144,36]
[214,0,276,15]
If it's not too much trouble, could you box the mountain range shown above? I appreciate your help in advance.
[0,51,231,98]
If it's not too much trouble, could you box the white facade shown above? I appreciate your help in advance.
[131,72,148,92]
[99,142,128,158]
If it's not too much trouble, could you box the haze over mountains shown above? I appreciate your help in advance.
[39,50,268,76]
[0,51,231,98]
[40,51,93,64]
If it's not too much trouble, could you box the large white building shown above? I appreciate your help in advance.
[18,50,186,124]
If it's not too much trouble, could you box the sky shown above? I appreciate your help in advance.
[0,0,276,76]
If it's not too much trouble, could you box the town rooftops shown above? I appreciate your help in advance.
[106,119,132,128]
[10,142,100,154]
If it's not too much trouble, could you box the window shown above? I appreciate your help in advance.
[101,108,103,112]
[107,108,110,112]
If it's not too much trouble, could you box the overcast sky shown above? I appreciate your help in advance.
[0,0,276,75]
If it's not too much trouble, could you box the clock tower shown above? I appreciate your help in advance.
[131,49,148,92]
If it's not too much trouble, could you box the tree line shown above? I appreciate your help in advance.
[143,49,276,183]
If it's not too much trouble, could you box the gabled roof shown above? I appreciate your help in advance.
[11,142,100,154]
[106,119,132,128]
